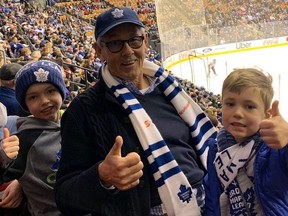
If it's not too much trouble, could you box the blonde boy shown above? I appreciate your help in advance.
[205,68,288,215]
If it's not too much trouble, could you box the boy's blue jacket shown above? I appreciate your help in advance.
[204,138,288,216]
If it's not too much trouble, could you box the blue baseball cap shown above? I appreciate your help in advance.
[95,7,145,39]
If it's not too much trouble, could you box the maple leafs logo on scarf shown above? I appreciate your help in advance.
[177,184,193,203]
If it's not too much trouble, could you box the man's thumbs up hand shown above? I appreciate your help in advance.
[98,136,143,191]
[260,100,288,149]
[107,136,123,157]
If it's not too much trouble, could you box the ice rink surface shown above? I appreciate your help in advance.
[165,43,288,120]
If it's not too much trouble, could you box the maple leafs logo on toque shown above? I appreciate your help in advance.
[34,68,49,82]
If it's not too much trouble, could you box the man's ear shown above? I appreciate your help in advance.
[93,42,105,62]
[143,33,149,53]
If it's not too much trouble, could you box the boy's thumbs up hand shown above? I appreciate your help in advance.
[98,136,143,191]
[270,100,281,117]
[260,100,288,149]
[4,127,10,139]
[2,128,20,159]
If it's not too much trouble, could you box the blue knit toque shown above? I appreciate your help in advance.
[15,60,66,111]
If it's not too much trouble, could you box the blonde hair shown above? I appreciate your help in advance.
[222,68,274,111]
[31,50,42,60]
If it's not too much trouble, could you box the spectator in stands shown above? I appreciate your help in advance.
[79,58,97,85]
[0,63,23,116]
[0,102,19,161]
[0,60,66,216]
[206,109,221,131]
[30,50,42,62]
[63,78,79,104]
[18,46,32,62]
[55,7,216,216]
[0,102,25,216]
[205,68,288,215]
[147,52,161,66]
[9,36,23,58]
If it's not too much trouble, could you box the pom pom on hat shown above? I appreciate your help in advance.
[15,60,66,111]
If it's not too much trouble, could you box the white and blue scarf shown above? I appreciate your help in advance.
[102,60,216,216]
[214,128,262,215]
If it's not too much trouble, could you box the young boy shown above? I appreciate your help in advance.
[0,102,19,168]
[0,60,66,215]
[205,68,288,215]
[0,102,22,215]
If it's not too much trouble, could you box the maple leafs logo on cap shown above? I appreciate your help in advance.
[34,68,49,82]
[111,8,124,19]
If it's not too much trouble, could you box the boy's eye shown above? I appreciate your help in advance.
[28,95,37,101]
[48,89,56,93]
[246,104,256,110]
[225,102,234,107]
[48,88,57,94]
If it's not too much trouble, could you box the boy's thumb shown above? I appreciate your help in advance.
[108,136,123,157]
[271,100,281,118]
[3,128,10,139]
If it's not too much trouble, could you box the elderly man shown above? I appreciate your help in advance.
[55,7,216,216]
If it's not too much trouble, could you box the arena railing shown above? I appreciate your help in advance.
[62,61,98,89]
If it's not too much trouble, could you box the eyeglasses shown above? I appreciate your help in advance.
[101,35,144,53]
